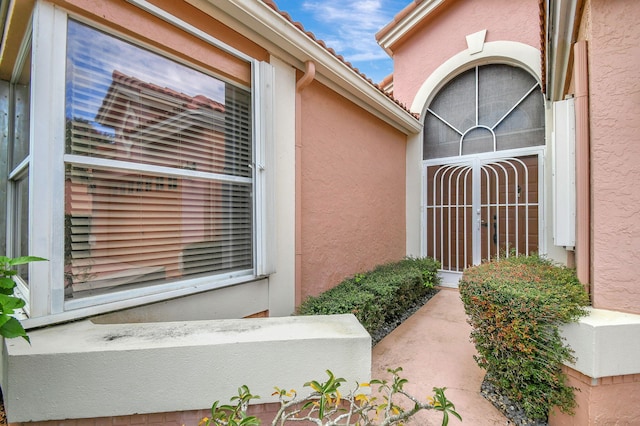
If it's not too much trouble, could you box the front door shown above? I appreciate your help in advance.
[424,153,541,285]
[421,64,546,285]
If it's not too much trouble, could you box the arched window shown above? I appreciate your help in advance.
[423,64,544,160]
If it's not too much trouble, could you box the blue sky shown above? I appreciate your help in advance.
[273,0,409,84]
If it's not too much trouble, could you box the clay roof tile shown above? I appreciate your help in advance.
[265,0,416,118]
[376,1,421,41]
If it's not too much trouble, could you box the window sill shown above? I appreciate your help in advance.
[23,273,263,329]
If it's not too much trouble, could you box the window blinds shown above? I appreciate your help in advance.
[64,20,253,298]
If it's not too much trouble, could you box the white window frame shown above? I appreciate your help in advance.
[6,26,33,314]
[22,1,274,328]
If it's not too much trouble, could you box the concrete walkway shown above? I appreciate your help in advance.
[371,288,509,425]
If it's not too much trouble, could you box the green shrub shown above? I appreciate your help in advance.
[298,257,440,336]
[459,254,589,421]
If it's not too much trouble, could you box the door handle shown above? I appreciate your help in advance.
[493,214,497,245]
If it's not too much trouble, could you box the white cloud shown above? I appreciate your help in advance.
[299,0,398,67]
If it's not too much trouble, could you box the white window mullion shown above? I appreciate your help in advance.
[29,2,67,316]
[254,61,276,277]
[63,154,253,185]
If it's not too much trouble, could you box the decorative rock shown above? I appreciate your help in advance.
[370,289,439,347]
[481,379,548,426]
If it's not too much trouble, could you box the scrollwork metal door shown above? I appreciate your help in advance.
[424,154,540,284]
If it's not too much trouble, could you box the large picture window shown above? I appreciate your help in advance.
[64,20,254,300]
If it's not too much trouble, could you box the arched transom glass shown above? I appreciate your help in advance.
[423,64,545,160]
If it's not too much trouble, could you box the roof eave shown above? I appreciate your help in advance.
[376,0,446,56]
[185,0,421,134]
[0,0,35,80]
[545,0,579,101]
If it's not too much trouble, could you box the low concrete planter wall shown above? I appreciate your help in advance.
[2,314,371,423]
[560,307,640,378]
[550,307,640,424]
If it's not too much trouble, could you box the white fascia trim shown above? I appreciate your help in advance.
[376,0,445,55]
[410,41,542,115]
[184,0,421,135]
[546,0,578,101]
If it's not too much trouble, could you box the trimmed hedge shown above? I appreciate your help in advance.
[459,254,589,421]
[298,257,440,337]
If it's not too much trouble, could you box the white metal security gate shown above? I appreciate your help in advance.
[423,153,541,284]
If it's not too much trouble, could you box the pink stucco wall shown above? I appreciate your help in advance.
[5,403,283,426]
[390,0,541,108]
[548,368,640,425]
[587,0,640,314]
[298,81,407,301]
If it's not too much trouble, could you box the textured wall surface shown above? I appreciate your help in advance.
[4,315,370,422]
[548,368,640,426]
[299,80,406,300]
[588,0,640,314]
[390,0,541,108]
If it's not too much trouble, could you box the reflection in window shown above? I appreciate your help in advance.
[12,173,29,281]
[64,20,253,299]
[8,43,32,284]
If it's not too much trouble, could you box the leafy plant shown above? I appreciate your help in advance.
[205,385,261,426]
[298,257,440,338]
[0,255,46,343]
[459,254,589,420]
[201,367,460,426]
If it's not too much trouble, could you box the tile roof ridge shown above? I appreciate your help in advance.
[375,1,422,42]
[379,73,394,89]
[261,0,418,119]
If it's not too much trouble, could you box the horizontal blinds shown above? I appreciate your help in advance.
[65,167,253,294]
[66,75,251,178]
[64,20,253,299]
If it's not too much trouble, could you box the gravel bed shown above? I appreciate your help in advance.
[481,378,548,426]
[370,288,439,347]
